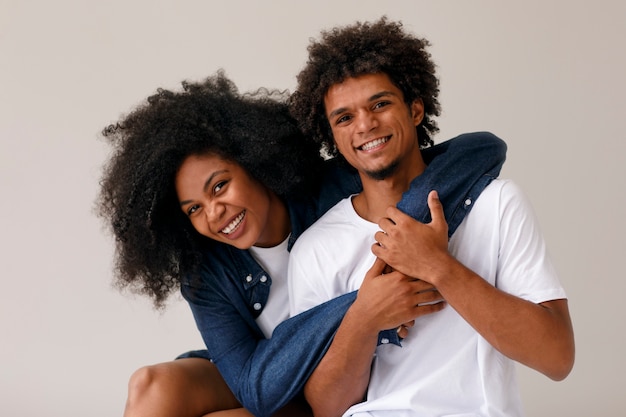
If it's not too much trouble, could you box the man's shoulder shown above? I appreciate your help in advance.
[460,178,534,233]
[474,178,528,209]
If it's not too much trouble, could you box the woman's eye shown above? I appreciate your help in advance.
[213,180,228,194]
[187,204,200,216]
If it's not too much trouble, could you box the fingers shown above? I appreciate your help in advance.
[416,288,443,305]
[364,257,389,280]
[380,207,404,231]
[427,190,447,233]
[378,215,396,230]
[380,190,445,229]
[401,320,416,328]
[414,300,446,318]
[373,230,386,249]
[396,325,409,339]
[413,288,446,319]
[396,320,415,339]
[374,209,403,250]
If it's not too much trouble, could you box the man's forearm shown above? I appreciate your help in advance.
[433,259,575,380]
[385,253,574,381]
[304,306,378,417]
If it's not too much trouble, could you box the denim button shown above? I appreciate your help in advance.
[260,275,268,283]
[464,198,472,207]
[380,338,390,344]
[253,303,262,310]
[245,274,253,283]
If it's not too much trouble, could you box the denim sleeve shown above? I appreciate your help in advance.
[181,281,361,417]
[398,131,507,236]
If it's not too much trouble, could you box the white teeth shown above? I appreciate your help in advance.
[361,136,389,151]
[221,211,245,234]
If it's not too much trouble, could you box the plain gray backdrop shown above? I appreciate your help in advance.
[1,1,624,415]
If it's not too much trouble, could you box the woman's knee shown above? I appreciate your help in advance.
[127,364,171,405]
[124,359,240,416]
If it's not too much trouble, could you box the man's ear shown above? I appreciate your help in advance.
[410,99,425,126]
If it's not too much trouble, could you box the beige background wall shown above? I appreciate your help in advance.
[1,1,624,415]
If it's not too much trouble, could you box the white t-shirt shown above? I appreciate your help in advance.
[289,180,566,417]
[249,235,290,338]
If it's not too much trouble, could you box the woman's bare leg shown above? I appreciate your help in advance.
[124,357,313,417]
[124,358,241,417]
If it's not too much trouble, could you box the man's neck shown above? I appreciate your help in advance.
[352,159,426,223]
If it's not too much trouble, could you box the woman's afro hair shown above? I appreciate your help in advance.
[96,71,322,308]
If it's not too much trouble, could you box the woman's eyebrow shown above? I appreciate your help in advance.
[179,169,229,207]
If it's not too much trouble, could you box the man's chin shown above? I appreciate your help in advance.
[364,160,400,181]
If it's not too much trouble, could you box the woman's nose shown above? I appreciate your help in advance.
[204,200,225,223]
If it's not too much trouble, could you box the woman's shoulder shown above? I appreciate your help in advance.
[316,158,361,213]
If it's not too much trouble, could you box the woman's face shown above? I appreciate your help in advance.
[175,153,289,249]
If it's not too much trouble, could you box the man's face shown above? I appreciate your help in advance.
[324,73,424,181]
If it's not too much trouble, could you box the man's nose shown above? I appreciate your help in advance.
[356,111,378,134]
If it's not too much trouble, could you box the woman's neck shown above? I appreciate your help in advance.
[254,192,291,248]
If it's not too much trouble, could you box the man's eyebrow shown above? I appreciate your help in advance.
[179,169,228,207]
[327,90,398,119]
[370,90,396,101]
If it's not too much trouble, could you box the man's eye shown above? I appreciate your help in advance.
[336,115,351,124]
[373,101,390,110]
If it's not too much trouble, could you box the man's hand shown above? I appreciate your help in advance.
[353,257,445,334]
[372,190,450,282]
[374,191,575,381]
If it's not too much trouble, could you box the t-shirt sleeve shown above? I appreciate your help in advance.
[496,181,567,303]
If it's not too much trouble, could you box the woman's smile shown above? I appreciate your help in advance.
[220,210,246,236]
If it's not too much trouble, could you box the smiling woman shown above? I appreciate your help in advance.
[97,71,334,417]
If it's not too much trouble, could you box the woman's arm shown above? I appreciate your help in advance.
[181,273,358,417]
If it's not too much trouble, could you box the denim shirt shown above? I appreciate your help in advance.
[180,131,506,417]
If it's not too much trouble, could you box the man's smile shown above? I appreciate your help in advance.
[358,135,391,151]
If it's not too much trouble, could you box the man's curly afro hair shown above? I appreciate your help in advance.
[96,71,323,308]
[290,17,441,158]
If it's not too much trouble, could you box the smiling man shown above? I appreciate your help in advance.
[288,17,575,417]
